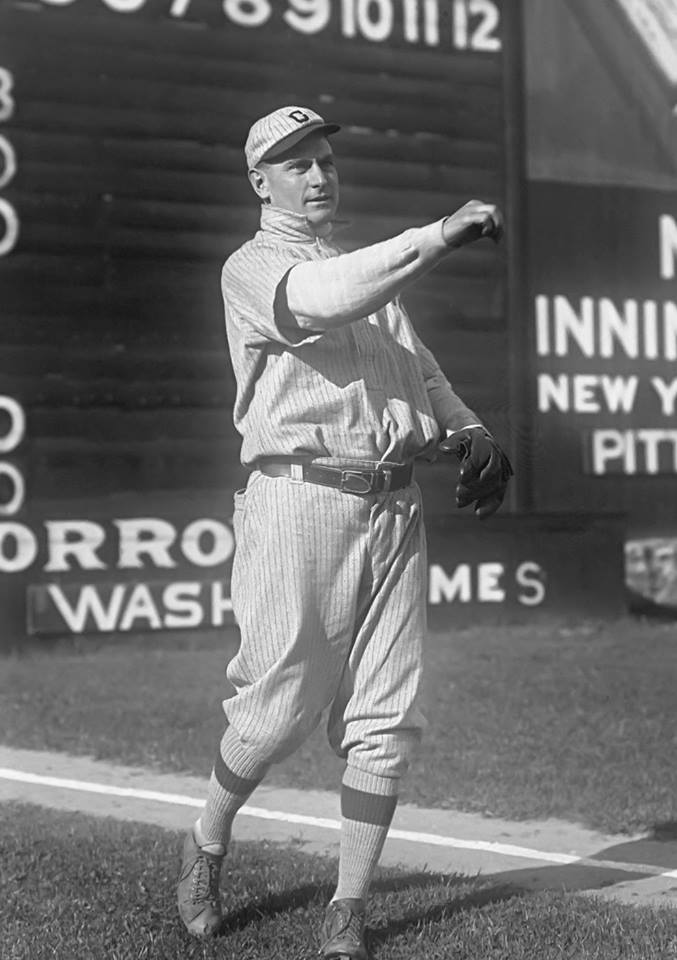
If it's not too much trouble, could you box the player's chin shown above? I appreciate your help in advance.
[305,198,337,225]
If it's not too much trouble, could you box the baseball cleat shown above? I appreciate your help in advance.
[318,898,369,959]
[176,827,224,938]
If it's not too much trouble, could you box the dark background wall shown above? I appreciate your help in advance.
[0,0,508,520]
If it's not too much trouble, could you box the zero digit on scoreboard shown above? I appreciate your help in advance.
[0,67,15,122]
[0,397,26,518]
[0,135,17,191]
[0,67,18,258]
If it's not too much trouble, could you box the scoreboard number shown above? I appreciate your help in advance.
[0,68,18,257]
[283,0,332,34]
[100,0,147,12]
[222,0,272,27]
[0,198,19,260]
[453,0,500,52]
[0,68,14,122]
[0,135,17,190]
[34,0,501,51]
[0,397,26,517]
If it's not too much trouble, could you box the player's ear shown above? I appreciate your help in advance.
[248,166,271,203]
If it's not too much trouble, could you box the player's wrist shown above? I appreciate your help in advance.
[444,424,487,440]
[441,215,464,249]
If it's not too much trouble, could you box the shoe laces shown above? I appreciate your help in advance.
[191,853,220,905]
[329,903,364,941]
[343,911,364,943]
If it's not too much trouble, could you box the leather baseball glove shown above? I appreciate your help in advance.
[439,426,513,519]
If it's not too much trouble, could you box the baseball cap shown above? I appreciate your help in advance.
[245,106,340,169]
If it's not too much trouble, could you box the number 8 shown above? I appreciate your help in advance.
[223,0,271,27]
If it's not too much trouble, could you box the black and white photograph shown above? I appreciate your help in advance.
[0,1,676,957]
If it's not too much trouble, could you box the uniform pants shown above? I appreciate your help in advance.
[225,470,427,779]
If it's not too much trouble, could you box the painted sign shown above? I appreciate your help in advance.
[29,578,234,634]
[425,512,626,626]
[31,0,502,52]
[529,181,677,526]
[22,510,626,635]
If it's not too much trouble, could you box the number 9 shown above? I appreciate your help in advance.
[284,0,330,33]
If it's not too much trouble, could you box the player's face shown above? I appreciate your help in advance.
[252,133,340,227]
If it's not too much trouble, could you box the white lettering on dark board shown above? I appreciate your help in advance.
[427,561,546,606]
[37,0,502,51]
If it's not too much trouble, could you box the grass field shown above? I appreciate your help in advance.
[2,618,677,834]
[2,803,677,960]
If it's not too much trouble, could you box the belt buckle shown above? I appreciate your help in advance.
[340,470,375,495]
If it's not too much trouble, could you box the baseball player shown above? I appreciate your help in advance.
[177,106,512,959]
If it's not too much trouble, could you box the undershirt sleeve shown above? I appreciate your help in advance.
[410,328,484,433]
[285,219,452,331]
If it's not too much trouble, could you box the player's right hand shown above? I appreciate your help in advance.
[442,199,503,249]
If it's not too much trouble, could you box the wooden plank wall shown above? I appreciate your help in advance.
[0,0,507,513]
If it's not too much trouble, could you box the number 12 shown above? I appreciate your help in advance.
[453,0,500,52]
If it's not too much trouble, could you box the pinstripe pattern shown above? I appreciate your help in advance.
[225,472,426,779]
[222,205,480,467]
[211,199,483,905]
[244,106,339,169]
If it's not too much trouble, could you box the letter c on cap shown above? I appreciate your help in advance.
[289,109,310,124]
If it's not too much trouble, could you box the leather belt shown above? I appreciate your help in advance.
[256,460,414,495]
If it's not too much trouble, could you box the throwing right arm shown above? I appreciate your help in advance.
[285,200,502,332]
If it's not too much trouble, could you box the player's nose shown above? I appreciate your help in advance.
[307,160,328,186]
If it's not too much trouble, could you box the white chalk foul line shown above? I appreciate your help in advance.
[2,766,677,881]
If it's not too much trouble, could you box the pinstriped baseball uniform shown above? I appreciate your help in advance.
[220,204,480,779]
[224,205,480,468]
[176,109,503,944]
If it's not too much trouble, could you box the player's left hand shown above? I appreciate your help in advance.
[439,426,513,519]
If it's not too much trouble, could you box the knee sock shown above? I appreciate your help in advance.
[332,765,399,903]
[196,724,269,855]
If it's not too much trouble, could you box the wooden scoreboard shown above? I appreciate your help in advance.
[3,0,553,637]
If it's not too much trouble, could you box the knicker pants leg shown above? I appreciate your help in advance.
[225,472,373,765]
[326,483,428,782]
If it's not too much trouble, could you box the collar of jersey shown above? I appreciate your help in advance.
[259,204,345,243]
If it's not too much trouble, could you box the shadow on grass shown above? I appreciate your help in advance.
[370,830,677,948]
[220,872,468,933]
[221,878,335,933]
[219,831,677,947]
[651,821,677,841]
[367,875,521,950]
